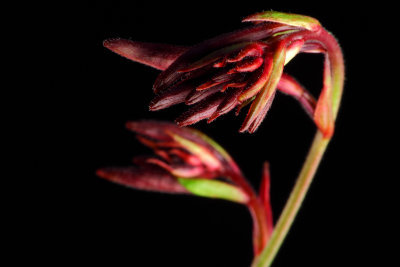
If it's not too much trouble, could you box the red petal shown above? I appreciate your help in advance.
[213,56,228,68]
[238,57,274,102]
[179,42,250,73]
[233,57,264,73]
[149,81,195,111]
[226,42,266,62]
[176,94,225,127]
[103,39,188,70]
[96,166,189,194]
[186,84,223,105]
[220,81,247,92]
[169,148,202,166]
[208,87,244,122]
[277,73,316,118]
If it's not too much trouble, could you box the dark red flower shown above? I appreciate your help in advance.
[97,121,249,203]
[104,12,326,133]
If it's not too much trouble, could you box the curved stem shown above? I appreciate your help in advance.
[251,27,344,267]
[251,131,329,267]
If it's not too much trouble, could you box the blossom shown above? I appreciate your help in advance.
[97,121,249,203]
[103,11,334,134]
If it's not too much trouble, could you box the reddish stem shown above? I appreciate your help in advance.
[226,169,271,256]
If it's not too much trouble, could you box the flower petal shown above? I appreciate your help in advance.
[240,42,286,132]
[242,11,321,32]
[185,84,224,105]
[96,166,189,194]
[179,42,251,73]
[149,81,195,111]
[208,87,244,122]
[232,57,264,73]
[103,39,188,70]
[226,42,266,62]
[247,91,276,133]
[176,94,225,127]
[238,57,274,102]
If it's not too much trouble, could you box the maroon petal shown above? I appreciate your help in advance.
[238,57,274,102]
[176,94,225,127]
[154,62,214,94]
[103,39,189,70]
[96,166,189,194]
[208,87,244,123]
[126,121,173,142]
[245,91,276,133]
[149,81,195,111]
[197,72,238,91]
[185,84,223,105]
[179,42,250,73]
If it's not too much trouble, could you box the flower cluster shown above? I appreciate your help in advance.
[100,10,344,267]
[97,121,249,203]
[104,11,332,134]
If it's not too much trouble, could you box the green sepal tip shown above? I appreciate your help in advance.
[243,11,321,32]
[177,178,249,204]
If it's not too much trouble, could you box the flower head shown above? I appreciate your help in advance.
[97,121,249,203]
[104,11,335,136]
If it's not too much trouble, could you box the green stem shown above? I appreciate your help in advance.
[251,27,344,267]
[251,131,329,267]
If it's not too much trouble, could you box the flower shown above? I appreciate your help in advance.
[103,11,330,134]
[97,120,249,203]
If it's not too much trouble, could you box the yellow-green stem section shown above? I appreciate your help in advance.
[251,131,330,267]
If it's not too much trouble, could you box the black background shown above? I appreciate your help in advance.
[43,2,388,266]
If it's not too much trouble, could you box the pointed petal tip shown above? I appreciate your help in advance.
[175,118,193,128]
[125,121,140,131]
[149,99,165,111]
[96,168,108,179]
[103,38,118,49]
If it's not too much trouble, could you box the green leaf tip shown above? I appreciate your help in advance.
[243,11,321,32]
[177,178,249,204]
